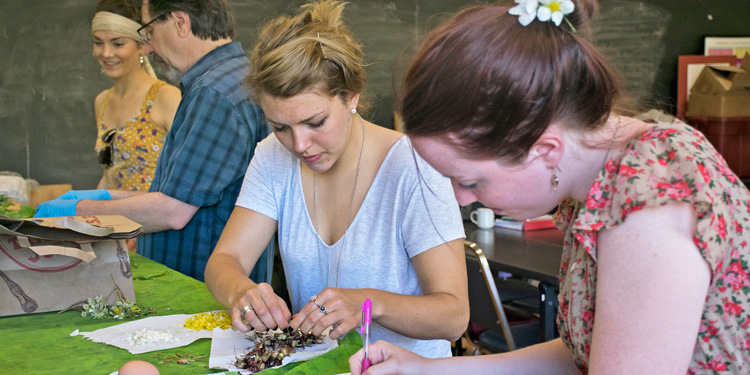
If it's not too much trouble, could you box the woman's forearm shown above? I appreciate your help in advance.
[366,289,469,341]
[428,339,578,375]
[205,252,258,308]
[374,238,468,340]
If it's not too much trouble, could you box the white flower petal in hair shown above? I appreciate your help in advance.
[509,0,539,27]
[538,0,575,27]
[511,0,576,31]
[521,0,539,15]
[536,5,552,23]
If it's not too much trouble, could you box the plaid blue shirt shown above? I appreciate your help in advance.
[137,42,270,281]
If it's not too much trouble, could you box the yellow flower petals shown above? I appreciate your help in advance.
[184,311,233,330]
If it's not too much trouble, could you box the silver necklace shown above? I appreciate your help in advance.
[313,113,365,289]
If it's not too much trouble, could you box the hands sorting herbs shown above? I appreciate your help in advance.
[232,286,374,342]
[209,0,750,374]
[234,327,327,373]
[204,0,469,364]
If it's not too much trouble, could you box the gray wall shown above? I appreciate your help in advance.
[1,0,748,188]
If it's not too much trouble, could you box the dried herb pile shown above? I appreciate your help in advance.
[261,331,363,375]
[235,328,325,373]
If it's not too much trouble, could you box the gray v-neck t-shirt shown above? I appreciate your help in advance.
[237,134,464,358]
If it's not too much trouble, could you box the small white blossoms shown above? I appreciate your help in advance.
[79,294,152,320]
[509,0,575,27]
[126,328,180,346]
[81,296,109,319]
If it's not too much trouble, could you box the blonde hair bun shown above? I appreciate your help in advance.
[246,0,368,111]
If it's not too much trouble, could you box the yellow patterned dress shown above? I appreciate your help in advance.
[95,81,168,191]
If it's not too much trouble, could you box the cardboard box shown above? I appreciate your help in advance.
[0,215,142,316]
[686,54,750,117]
[29,184,72,208]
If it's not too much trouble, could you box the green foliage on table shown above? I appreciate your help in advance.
[59,276,156,320]
[263,330,363,375]
[1,253,228,375]
[78,295,156,320]
[0,194,35,218]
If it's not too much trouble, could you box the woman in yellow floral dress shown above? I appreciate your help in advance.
[92,0,180,191]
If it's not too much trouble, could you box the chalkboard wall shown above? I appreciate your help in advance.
[1,0,748,189]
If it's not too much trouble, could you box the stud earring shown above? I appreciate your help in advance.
[350,108,357,114]
[140,55,145,65]
[551,168,559,191]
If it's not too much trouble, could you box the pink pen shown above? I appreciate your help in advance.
[360,298,372,372]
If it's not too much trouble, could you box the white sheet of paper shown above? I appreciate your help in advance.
[73,314,213,354]
[208,327,338,373]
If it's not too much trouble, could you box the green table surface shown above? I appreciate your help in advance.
[0,252,236,375]
[0,253,361,375]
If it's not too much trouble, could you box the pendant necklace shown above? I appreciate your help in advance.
[313,113,365,289]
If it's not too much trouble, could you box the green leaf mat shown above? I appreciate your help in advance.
[0,252,360,375]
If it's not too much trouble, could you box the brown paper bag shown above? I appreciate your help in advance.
[0,215,141,316]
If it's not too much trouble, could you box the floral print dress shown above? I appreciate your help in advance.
[95,81,168,191]
[554,120,750,374]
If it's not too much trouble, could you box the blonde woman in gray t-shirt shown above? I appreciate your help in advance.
[204,0,468,359]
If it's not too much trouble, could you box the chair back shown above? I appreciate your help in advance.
[465,240,517,351]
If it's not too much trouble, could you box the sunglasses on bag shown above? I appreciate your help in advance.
[97,128,117,167]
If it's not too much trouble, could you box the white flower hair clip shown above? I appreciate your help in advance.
[509,0,576,31]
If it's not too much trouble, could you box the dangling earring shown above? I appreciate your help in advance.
[351,108,357,114]
[140,55,145,66]
[551,168,559,191]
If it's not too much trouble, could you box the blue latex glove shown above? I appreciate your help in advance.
[33,199,78,218]
[56,189,111,201]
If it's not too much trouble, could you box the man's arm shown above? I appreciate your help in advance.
[108,190,144,199]
[76,192,198,233]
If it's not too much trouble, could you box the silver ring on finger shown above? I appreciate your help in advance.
[319,305,327,314]
[240,305,254,316]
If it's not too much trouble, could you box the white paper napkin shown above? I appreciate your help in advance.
[72,314,213,354]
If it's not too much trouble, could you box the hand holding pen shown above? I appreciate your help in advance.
[348,339,430,375]
[361,298,372,372]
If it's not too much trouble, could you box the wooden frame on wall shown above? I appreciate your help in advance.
[677,55,737,120]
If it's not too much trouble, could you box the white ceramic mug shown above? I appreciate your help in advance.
[470,207,495,230]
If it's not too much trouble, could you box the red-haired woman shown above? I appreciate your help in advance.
[350,1,750,374]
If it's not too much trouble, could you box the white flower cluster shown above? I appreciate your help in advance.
[126,328,180,346]
[81,296,109,319]
[509,0,575,27]
[80,295,144,320]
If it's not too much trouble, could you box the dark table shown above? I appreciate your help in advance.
[464,221,564,341]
